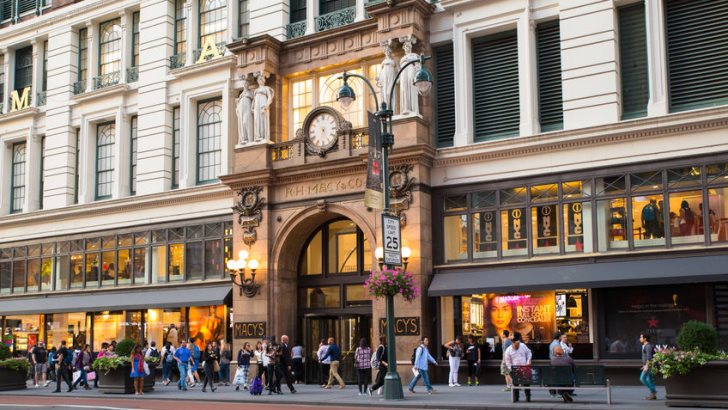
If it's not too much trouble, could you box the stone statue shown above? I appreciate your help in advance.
[253,71,274,142]
[235,77,254,145]
[376,40,397,111]
[398,36,420,116]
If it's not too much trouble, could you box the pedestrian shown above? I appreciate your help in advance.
[291,341,304,384]
[267,337,282,395]
[188,338,201,387]
[368,336,387,396]
[548,332,561,397]
[174,340,193,391]
[560,334,574,357]
[212,341,221,383]
[640,333,657,400]
[254,341,265,387]
[94,342,109,389]
[219,340,231,386]
[279,335,297,393]
[48,347,57,383]
[408,337,437,395]
[322,337,345,389]
[52,340,73,393]
[201,342,218,392]
[107,343,117,357]
[72,344,92,390]
[500,330,513,391]
[504,332,532,403]
[145,341,160,360]
[444,336,463,387]
[261,339,271,390]
[550,346,575,403]
[316,338,330,387]
[130,344,145,396]
[161,342,176,385]
[141,341,149,357]
[236,342,252,391]
[464,335,481,386]
[32,341,49,387]
[354,338,371,396]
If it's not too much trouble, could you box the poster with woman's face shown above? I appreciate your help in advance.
[188,305,225,350]
[484,291,556,343]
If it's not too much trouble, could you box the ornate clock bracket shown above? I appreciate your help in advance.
[389,164,415,228]
[233,186,266,246]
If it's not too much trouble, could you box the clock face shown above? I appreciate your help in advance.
[308,112,337,148]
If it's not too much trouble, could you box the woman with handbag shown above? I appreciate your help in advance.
[201,342,218,392]
[72,344,92,390]
[129,345,146,396]
[443,336,464,387]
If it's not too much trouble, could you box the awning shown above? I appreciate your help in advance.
[0,283,232,315]
[428,253,728,296]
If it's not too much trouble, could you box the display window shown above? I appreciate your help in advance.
[188,305,225,352]
[707,187,728,242]
[3,315,41,356]
[668,190,703,245]
[631,195,666,247]
[92,311,125,351]
[47,312,88,350]
[146,308,186,348]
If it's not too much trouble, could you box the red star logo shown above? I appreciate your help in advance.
[647,317,659,329]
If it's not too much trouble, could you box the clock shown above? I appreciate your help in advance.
[299,106,350,157]
[309,111,337,149]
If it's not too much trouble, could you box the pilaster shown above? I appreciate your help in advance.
[304,0,318,36]
[114,111,130,199]
[2,48,13,114]
[518,10,539,136]
[24,132,42,212]
[86,22,97,92]
[119,11,130,83]
[30,40,40,107]
[185,0,197,67]
[645,0,669,116]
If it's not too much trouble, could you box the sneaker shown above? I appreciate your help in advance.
[449,384,455,387]
[43,382,50,387]
[503,387,511,392]
[34,384,39,388]
[368,387,373,397]
[358,392,363,396]
[428,390,434,395]
[408,387,415,394]
[454,383,461,387]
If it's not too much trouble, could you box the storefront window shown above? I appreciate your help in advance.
[40,258,52,291]
[1,261,11,293]
[93,311,124,351]
[531,205,559,255]
[118,249,131,285]
[300,286,340,309]
[55,255,69,291]
[345,285,370,307]
[669,190,703,245]
[601,285,707,358]
[501,209,527,257]
[563,202,593,253]
[133,248,146,285]
[328,220,358,274]
[596,198,628,251]
[152,245,167,283]
[631,195,665,248]
[186,241,204,280]
[300,230,323,275]
[146,308,185,348]
[707,187,728,242]
[47,312,87,350]
[205,239,223,279]
[85,253,99,288]
[3,315,41,355]
[169,244,184,281]
[27,258,40,292]
[188,305,225,352]
[101,251,115,286]
[444,214,468,261]
[70,254,83,288]
[13,260,25,293]
[473,211,497,259]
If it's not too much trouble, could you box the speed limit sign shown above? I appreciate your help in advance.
[382,214,402,266]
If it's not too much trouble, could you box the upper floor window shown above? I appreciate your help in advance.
[319,0,355,15]
[131,12,140,68]
[618,2,648,119]
[172,107,181,188]
[434,43,455,148]
[174,0,187,56]
[41,40,48,93]
[98,18,122,85]
[10,142,26,214]
[95,122,116,200]
[238,0,249,38]
[199,0,227,48]
[130,116,138,196]
[197,98,223,184]
[290,0,306,23]
[14,46,32,93]
[78,28,88,84]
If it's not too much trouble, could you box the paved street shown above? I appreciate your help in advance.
[0,380,712,410]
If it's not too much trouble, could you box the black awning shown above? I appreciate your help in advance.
[0,283,231,315]
[428,253,728,296]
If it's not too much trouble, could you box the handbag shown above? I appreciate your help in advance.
[143,361,150,376]
[232,367,246,385]
[72,370,81,384]
[213,360,220,373]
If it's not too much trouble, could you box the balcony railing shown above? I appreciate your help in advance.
[36,91,46,106]
[0,102,3,113]
[286,20,306,40]
[315,6,356,33]
[192,42,226,64]
[93,71,121,90]
[73,80,86,95]
[169,53,186,70]
[127,67,139,83]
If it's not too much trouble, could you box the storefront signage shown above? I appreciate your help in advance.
[233,322,266,339]
[196,37,223,64]
[379,317,420,336]
[282,177,364,200]
[382,214,402,266]
[10,87,31,112]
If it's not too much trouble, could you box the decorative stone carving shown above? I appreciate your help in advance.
[376,39,398,111]
[398,35,420,116]
[235,76,255,146]
[389,164,415,227]
[316,199,327,213]
[233,186,266,246]
[253,71,274,142]
[299,106,352,157]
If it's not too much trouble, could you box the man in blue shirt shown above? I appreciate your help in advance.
[321,337,345,389]
[174,340,193,391]
[409,337,438,394]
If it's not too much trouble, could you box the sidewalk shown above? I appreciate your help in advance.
[4,380,700,410]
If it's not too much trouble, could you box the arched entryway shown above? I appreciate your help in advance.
[297,218,373,384]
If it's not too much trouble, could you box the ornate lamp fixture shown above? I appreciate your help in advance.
[376,246,411,271]
[226,249,261,298]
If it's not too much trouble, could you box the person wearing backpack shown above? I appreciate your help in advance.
[52,340,74,393]
[32,342,49,387]
[161,342,176,385]
[408,337,437,395]
[368,336,387,396]
[641,199,660,239]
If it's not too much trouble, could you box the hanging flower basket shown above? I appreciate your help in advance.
[364,268,419,302]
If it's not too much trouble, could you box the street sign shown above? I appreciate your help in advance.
[382,213,402,266]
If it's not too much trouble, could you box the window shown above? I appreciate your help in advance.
[434,43,455,147]
[41,40,48,93]
[199,0,227,48]
[618,2,648,119]
[74,129,80,204]
[536,20,563,132]
[78,28,88,83]
[14,46,32,93]
[130,116,138,195]
[290,0,306,23]
[666,0,728,111]
[175,0,187,56]
[291,79,312,133]
[10,142,26,213]
[95,122,115,200]
[319,69,363,128]
[98,19,122,77]
[196,98,223,184]
[131,12,140,68]
[172,107,181,188]
[472,31,519,142]
[39,136,45,209]
[0,53,5,107]
[298,219,371,276]
[319,0,355,14]
[238,0,249,38]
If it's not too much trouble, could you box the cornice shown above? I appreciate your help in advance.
[0,107,39,124]
[435,106,728,168]
[72,83,129,102]
[170,55,237,78]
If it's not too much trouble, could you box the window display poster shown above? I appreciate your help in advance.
[483,291,555,343]
[556,294,567,317]
[188,305,225,351]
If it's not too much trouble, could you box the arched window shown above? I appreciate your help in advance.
[197,98,223,184]
[299,219,372,276]
[98,18,122,76]
[199,0,227,48]
[10,142,26,213]
[96,122,116,200]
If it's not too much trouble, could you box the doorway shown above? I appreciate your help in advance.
[303,315,372,384]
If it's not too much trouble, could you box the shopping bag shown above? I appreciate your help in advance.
[143,361,150,376]
[86,371,96,382]
[187,366,194,380]
[233,368,246,385]
[72,370,81,384]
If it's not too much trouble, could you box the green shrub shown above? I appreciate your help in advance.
[0,358,31,375]
[676,321,720,354]
[115,339,136,357]
[0,345,10,361]
[91,356,129,374]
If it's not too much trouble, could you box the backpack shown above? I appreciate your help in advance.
[410,346,421,365]
[371,345,382,369]
[249,376,263,395]
[149,348,160,359]
[164,349,175,363]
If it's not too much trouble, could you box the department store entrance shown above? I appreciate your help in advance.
[296,218,373,384]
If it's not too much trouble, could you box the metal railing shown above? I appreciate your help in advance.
[73,80,86,95]
[286,20,306,40]
[36,91,46,106]
[126,66,139,83]
[271,143,293,162]
[93,71,121,90]
[192,42,226,64]
[169,53,186,69]
[315,6,356,33]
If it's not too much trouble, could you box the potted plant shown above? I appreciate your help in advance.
[0,345,30,391]
[92,339,158,394]
[652,321,728,408]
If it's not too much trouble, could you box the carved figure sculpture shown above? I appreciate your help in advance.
[235,78,254,145]
[376,40,397,111]
[399,36,420,116]
[253,71,274,142]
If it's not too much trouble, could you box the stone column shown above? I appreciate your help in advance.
[228,0,239,43]
[179,91,193,189]
[0,142,10,214]
[24,132,42,212]
[2,48,13,114]
[518,11,539,136]
[645,0,669,116]
[451,25,470,146]
[78,116,94,204]
[114,111,130,199]
[119,11,130,83]
[221,79,232,177]
[86,22,97,92]
[185,0,197,67]
[304,0,318,35]
[355,0,366,22]
[30,40,40,107]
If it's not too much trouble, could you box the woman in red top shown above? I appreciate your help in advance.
[129,345,145,396]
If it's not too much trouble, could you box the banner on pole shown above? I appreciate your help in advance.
[365,111,384,209]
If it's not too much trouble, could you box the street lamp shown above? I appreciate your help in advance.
[226,250,260,298]
[336,54,433,400]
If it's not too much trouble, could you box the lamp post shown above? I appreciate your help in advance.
[336,55,433,400]
[226,249,261,298]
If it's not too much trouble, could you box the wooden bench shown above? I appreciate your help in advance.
[510,365,612,404]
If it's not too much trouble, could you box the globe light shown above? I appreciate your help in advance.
[238,259,247,270]
[414,66,433,96]
[238,249,249,260]
[336,81,356,111]
[248,259,259,270]
[402,246,412,259]
[375,246,384,260]
[226,259,237,270]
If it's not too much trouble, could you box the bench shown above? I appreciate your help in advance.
[510,365,611,404]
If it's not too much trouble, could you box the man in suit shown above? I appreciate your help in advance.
[279,335,297,394]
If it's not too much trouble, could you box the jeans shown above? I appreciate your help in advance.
[448,357,460,385]
[162,361,170,381]
[177,363,189,389]
[73,368,87,387]
[408,368,433,392]
[218,362,230,384]
[371,365,387,392]
[640,368,656,394]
